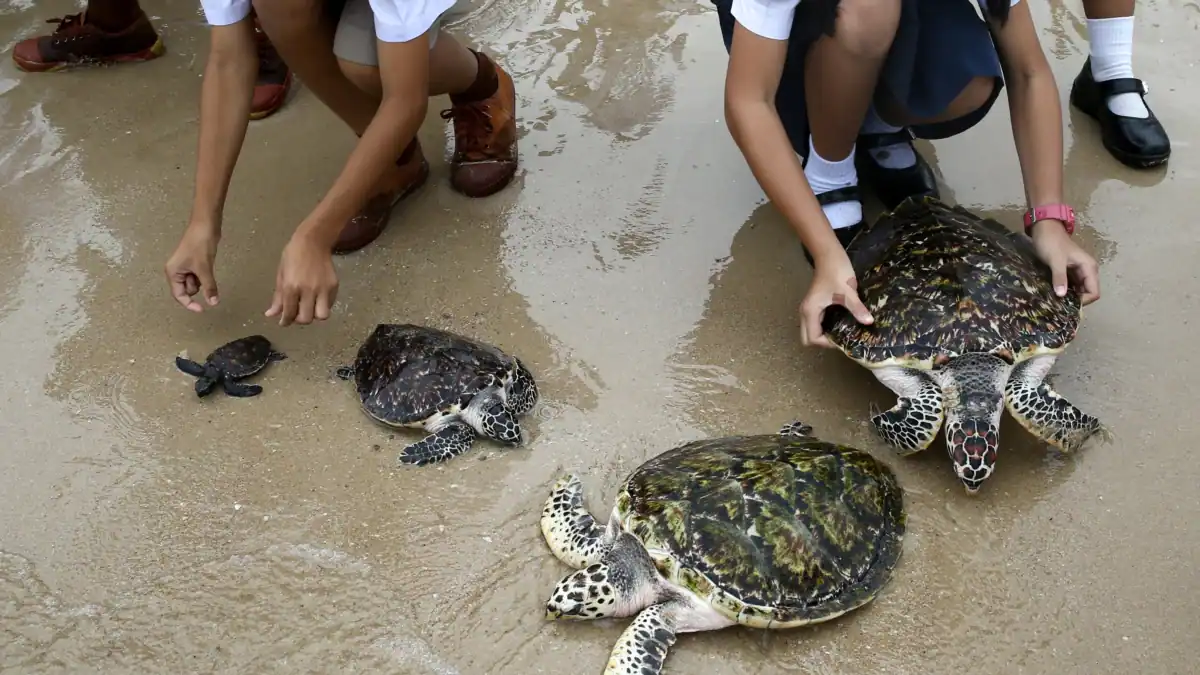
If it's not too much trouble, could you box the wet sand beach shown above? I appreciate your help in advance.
[1,0,1197,673]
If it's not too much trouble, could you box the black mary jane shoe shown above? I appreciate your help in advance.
[1070,57,1171,169]
[854,130,939,211]
[801,186,865,267]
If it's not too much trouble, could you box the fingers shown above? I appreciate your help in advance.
[838,288,874,325]
[265,288,283,319]
[168,270,204,313]
[1072,259,1102,306]
[196,265,220,307]
[295,289,315,326]
[1050,258,1069,298]
[315,288,333,322]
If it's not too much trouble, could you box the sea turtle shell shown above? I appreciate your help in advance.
[204,335,279,378]
[821,196,1081,370]
[345,323,519,427]
[613,432,905,628]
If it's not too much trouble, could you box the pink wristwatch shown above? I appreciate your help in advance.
[1023,203,1076,236]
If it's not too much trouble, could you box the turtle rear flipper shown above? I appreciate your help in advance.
[398,421,475,466]
[1004,359,1105,453]
[603,602,680,675]
[176,356,206,377]
[223,380,264,397]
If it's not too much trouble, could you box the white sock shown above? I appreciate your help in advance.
[861,106,916,169]
[1087,17,1149,119]
[804,137,862,231]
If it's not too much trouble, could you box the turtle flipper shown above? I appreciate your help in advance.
[869,367,944,455]
[268,350,287,363]
[335,366,354,381]
[541,474,610,569]
[603,603,679,675]
[195,376,220,397]
[175,356,206,377]
[398,421,476,466]
[1005,359,1106,453]
[223,380,263,397]
[778,421,814,438]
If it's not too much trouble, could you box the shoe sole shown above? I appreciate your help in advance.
[332,159,431,256]
[1070,95,1170,169]
[13,36,165,73]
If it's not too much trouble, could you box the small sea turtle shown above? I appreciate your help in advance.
[175,335,286,398]
[822,196,1108,493]
[541,422,905,675]
[336,323,539,466]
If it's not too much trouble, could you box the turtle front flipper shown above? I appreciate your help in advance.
[223,380,264,397]
[398,421,476,466]
[541,474,611,568]
[603,603,679,675]
[175,356,206,377]
[778,421,814,438]
[1005,357,1107,453]
[869,367,944,455]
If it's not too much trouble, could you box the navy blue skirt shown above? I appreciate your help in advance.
[712,0,1006,157]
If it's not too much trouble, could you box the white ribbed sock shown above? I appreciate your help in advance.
[861,106,916,169]
[804,137,862,231]
[1087,17,1149,119]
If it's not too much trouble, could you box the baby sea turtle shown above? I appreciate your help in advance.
[542,422,905,675]
[174,335,286,398]
[336,323,539,466]
[822,196,1108,494]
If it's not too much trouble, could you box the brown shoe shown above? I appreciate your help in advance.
[250,18,292,120]
[332,141,430,254]
[12,11,164,73]
[441,57,518,198]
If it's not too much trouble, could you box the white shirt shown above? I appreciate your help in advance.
[731,0,1022,41]
[199,0,456,42]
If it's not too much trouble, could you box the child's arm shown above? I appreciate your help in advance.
[990,1,1101,304]
[990,1,1066,231]
[724,22,845,267]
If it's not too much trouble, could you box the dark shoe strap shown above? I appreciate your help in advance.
[815,185,861,207]
[1096,77,1147,98]
[857,129,915,151]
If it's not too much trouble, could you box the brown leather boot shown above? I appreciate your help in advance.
[332,141,430,254]
[441,55,518,198]
[12,11,163,73]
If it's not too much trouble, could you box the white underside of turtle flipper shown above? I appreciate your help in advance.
[603,593,734,675]
[540,474,615,568]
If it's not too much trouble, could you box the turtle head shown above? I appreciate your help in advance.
[942,354,1011,494]
[478,396,523,446]
[545,533,658,621]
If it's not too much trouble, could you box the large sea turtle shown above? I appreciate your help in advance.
[541,421,905,675]
[822,196,1108,493]
[336,323,539,466]
[175,335,285,398]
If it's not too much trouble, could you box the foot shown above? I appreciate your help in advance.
[250,19,292,120]
[442,55,519,198]
[332,140,430,254]
[11,11,164,73]
[855,130,939,211]
[799,186,865,267]
[1070,57,1170,169]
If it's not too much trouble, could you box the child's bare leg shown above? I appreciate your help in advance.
[803,0,902,238]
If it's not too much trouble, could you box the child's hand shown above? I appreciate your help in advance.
[1031,222,1101,306]
[165,223,221,313]
[799,253,874,348]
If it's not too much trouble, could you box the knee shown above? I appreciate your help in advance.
[953,76,996,116]
[338,57,382,97]
[834,0,902,58]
